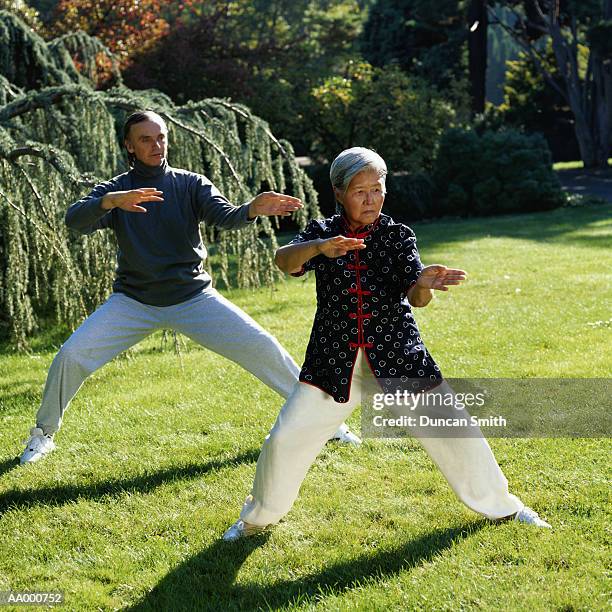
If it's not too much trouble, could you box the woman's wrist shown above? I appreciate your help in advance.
[408,283,433,307]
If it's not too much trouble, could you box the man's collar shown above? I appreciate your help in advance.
[131,157,168,178]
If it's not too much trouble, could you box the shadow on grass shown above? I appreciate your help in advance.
[0,392,40,415]
[412,203,611,251]
[128,521,485,611]
[0,450,259,515]
[0,331,185,359]
[0,457,20,478]
[0,322,71,356]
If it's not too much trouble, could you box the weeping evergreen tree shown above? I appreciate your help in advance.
[0,11,319,350]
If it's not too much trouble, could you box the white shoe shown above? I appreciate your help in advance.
[513,506,552,528]
[329,422,362,446]
[20,427,56,464]
[222,519,266,541]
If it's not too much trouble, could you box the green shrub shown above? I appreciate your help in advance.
[304,163,434,223]
[489,44,584,163]
[382,172,435,222]
[309,60,455,172]
[432,128,566,217]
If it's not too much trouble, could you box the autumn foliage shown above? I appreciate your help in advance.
[48,0,173,63]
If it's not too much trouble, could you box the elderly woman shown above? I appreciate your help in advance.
[223,147,551,540]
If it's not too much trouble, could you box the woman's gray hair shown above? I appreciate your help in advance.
[329,147,387,194]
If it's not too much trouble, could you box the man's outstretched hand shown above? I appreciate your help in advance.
[248,191,302,219]
[101,188,164,213]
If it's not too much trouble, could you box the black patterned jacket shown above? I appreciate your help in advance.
[290,213,443,402]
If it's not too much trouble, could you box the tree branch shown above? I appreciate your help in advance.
[162,113,243,186]
[15,165,55,231]
[4,145,90,186]
[0,85,94,122]
[489,11,568,102]
[213,99,291,161]
[0,188,88,318]
[102,95,244,186]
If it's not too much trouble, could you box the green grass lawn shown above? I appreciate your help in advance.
[0,203,610,611]
[553,159,612,170]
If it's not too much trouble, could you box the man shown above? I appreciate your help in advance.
[20,110,359,464]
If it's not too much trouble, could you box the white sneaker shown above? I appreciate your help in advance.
[222,519,266,541]
[20,427,56,464]
[513,506,552,528]
[329,422,362,446]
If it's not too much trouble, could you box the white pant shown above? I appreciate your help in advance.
[240,350,525,525]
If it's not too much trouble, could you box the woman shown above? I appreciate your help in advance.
[223,147,551,540]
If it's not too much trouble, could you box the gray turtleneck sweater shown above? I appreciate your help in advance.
[65,158,253,306]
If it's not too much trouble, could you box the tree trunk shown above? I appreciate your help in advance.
[546,5,610,169]
[501,1,612,168]
[590,57,612,168]
[572,108,599,168]
[589,0,612,168]
[468,0,488,115]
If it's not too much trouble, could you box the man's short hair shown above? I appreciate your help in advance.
[123,111,167,166]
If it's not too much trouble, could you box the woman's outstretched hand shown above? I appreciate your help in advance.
[275,235,364,274]
[415,265,467,291]
[318,236,366,258]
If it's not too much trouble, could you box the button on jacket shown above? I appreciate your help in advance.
[290,213,443,402]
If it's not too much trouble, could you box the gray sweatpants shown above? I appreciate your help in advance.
[36,288,300,435]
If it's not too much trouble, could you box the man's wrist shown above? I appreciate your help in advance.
[100,194,115,210]
[247,200,257,220]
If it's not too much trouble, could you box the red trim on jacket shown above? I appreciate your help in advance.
[341,214,381,239]
[343,241,374,408]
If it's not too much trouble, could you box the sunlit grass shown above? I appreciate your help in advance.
[553,158,612,170]
[0,203,610,610]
